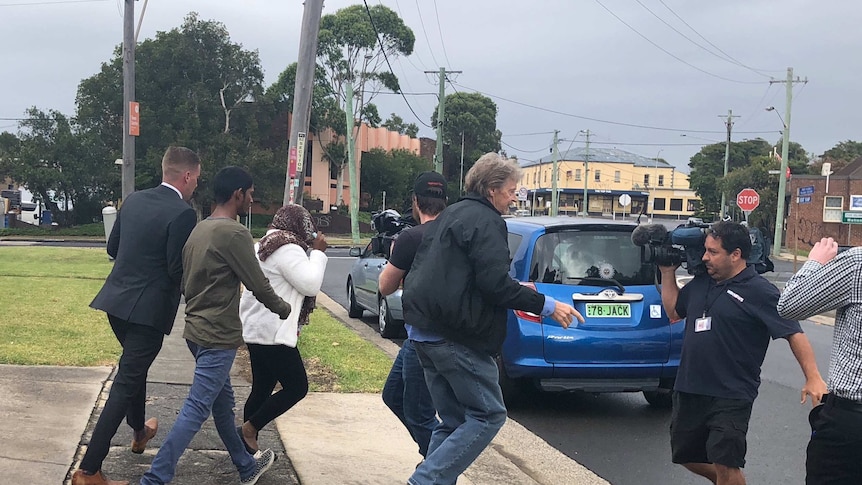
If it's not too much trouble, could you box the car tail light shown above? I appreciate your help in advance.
[514,282,542,323]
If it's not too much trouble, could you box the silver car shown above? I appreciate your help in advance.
[346,243,405,338]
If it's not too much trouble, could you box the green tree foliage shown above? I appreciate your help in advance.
[11,108,117,224]
[75,12,277,211]
[382,113,418,138]
[721,155,781,235]
[359,148,431,212]
[0,132,21,180]
[316,4,415,202]
[816,140,862,174]
[431,92,501,182]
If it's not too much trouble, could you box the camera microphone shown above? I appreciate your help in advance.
[631,224,668,247]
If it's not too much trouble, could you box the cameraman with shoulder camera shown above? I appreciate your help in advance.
[659,221,826,485]
[777,237,862,484]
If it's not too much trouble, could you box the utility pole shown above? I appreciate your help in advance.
[284,0,324,205]
[719,109,740,219]
[551,130,560,216]
[345,80,359,245]
[426,67,461,174]
[121,0,135,200]
[581,129,591,217]
[770,67,807,256]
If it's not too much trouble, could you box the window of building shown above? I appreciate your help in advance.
[654,198,666,211]
[658,175,665,186]
[687,199,697,212]
[575,169,581,181]
[644,174,650,186]
[670,198,683,211]
[824,196,844,222]
[594,170,601,182]
[566,170,572,179]
[543,171,547,183]
[614,170,621,183]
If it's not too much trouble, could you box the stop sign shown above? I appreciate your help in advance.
[737,188,760,212]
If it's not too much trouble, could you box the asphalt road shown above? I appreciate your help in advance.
[321,248,834,485]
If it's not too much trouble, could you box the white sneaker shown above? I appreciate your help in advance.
[240,448,275,485]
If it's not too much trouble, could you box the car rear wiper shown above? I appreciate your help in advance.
[565,277,625,295]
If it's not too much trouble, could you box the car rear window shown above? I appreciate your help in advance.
[528,228,653,286]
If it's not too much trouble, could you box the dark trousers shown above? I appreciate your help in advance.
[806,396,862,484]
[243,343,309,431]
[80,315,164,473]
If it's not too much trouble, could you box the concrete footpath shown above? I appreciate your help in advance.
[0,290,608,485]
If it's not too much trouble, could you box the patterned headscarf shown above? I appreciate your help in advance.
[257,204,318,325]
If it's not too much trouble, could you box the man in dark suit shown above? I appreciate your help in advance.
[72,147,201,485]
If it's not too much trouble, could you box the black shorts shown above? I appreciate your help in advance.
[670,391,753,468]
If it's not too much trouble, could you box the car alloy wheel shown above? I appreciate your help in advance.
[378,297,400,338]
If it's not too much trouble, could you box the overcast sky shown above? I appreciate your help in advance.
[1,0,859,173]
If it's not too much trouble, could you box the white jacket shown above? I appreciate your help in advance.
[239,232,328,347]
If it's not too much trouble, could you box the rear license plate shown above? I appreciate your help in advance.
[585,303,631,318]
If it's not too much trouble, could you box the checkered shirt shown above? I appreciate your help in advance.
[778,248,862,402]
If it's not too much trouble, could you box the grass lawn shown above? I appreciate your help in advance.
[0,246,391,392]
[0,247,119,365]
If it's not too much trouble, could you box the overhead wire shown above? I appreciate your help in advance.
[362,0,433,128]
[656,0,783,75]
[593,0,761,85]
[431,0,453,70]
[387,0,431,71]
[413,0,441,67]
[633,0,770,79]
[450,81,777,135]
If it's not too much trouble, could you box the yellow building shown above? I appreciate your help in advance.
[519,147,700,219]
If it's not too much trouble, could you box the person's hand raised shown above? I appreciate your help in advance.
[311,232,328,252]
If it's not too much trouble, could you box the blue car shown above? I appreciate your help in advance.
[498,216,681,408]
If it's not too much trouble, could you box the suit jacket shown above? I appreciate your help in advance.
[90,184,197,334]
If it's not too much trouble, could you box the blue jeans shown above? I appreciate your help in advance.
[409,340,507,485]
[140,341,255,484]
[382,339,439,457]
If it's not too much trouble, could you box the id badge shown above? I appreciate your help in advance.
[695,316,712,332]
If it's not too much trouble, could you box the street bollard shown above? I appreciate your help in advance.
[102,206,117,260]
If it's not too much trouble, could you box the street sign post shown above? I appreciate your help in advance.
[517,186,528,202]
[842,211,862,224]
[737,188,760,221]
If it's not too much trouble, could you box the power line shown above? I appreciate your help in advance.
[501,140,552,153]
[593,0,760,85]
[413,0,441,67]
[633,0,770,79]
[362,0,433,128]
[0,0,107,6]
[384,0,431,72]
[431,0,452,70]
[504,131,557,137]
[656,0,782,75]
[450,81,777,135]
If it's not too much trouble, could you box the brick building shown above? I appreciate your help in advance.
[786,157,862,250]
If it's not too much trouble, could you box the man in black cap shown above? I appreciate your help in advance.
[379,171,447,460]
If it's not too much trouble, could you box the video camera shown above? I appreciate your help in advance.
[370,209,416,259]
[631,219,773,276]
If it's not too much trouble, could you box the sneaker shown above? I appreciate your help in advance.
[240,448,275,485]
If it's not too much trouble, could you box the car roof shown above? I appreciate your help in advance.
[505,215,640,231]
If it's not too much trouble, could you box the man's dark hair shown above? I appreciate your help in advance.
[708,221,751,259]
[415,193,446,216]
[213,166,253,204]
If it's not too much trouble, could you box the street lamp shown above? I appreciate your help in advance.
[765,105,792,256]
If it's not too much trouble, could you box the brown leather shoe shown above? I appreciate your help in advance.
[71,469,129,485]
[131,417,158,454]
